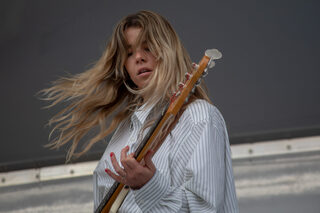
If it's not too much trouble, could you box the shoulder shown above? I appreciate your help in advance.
[182,99,226,128]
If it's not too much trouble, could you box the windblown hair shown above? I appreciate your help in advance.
[41,10,210,161]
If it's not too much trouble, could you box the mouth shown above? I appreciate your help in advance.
[138,68,152,75]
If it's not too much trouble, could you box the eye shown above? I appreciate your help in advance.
[142,43,150,52]
[127,52,133,57]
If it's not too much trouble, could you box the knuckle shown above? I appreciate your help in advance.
[125,158,133,164]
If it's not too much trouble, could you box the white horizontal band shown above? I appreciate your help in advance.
[1,135,320,187]
[231,135,320,159]
[0,161,98,188]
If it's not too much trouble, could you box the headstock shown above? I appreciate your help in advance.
[168,49,222,115]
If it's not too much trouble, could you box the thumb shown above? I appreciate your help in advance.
[144,150,156,171]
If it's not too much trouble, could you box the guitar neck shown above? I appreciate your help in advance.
[95,103,169,213]
[134,103,169,159]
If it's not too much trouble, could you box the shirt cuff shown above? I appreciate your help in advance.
[132,169,169,211]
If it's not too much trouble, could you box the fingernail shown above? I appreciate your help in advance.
[105,168,109,173]
[110,152,114,157]
[126,145,129,149]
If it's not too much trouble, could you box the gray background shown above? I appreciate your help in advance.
[1,0,320,171]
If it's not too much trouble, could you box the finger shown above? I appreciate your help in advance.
[105,168,125,183]
[144,150,156,171]
[123,156,141,172]
[121,146,135,170]
[110,152,126,177]
[120,146,129,162]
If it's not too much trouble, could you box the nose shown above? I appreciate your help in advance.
[135,49,146,64]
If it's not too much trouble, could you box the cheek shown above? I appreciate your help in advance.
[149,56,157,68]
[124,59,129,70]
[124,61,136,82]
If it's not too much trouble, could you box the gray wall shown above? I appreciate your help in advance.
[1,0,319,171]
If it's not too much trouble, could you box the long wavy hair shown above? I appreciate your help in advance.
[41,10,211,161]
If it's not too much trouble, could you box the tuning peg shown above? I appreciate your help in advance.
[195,78,202,86]
[202,69,209,77]
[207,61,215,69]
[170,89,181,100]
[170,91,177,103]
[185,72,192,81]
[178,82,185,89]
[192,63,199,70]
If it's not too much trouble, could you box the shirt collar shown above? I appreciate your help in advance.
[131,102,156,125]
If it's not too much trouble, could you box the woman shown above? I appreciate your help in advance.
[43,10,238,212]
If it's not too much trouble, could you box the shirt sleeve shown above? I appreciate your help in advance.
[132,116,230,212]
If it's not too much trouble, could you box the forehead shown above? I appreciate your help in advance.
[124,27,143,47]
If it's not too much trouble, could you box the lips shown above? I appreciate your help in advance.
[138,68,152,75]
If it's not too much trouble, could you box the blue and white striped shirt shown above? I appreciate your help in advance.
[93,99,239,212]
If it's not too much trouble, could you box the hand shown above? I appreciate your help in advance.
[105,145,156,190]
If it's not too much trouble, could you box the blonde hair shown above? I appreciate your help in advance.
[41,10,210,161]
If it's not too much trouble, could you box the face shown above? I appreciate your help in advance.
[124,27,157,89]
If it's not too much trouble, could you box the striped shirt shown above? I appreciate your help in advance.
[93,99,239,212]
